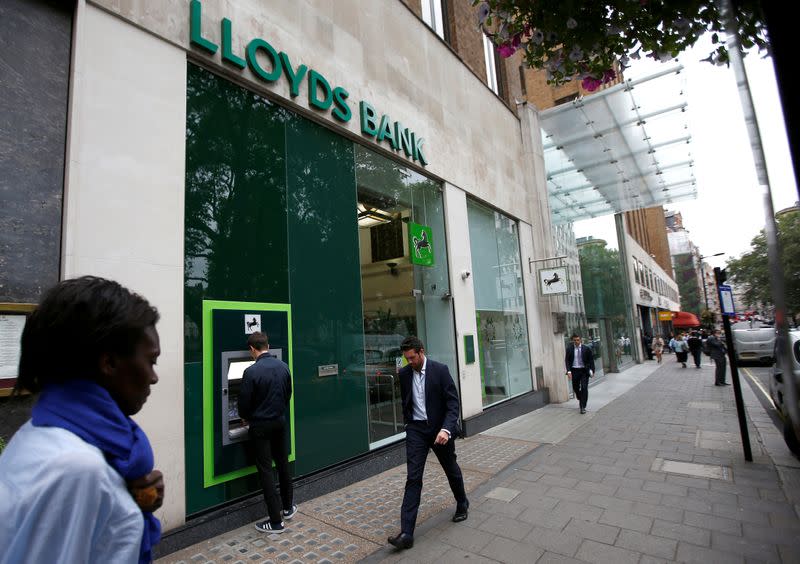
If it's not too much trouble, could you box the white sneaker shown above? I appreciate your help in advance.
[282,505,298,520]
[254,520,285,533]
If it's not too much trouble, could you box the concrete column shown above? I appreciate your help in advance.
[518,104,569,403]
[443,183,483,419]
[62,3,187,529]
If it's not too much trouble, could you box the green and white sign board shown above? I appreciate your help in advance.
[408,222,434,266]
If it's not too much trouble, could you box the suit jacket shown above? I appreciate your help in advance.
[565,343,595,373]
[399,358,460,437]
[707,335,727,360]
[238,353,292,424]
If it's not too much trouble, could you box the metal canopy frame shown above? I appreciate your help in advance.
[540,66,696,224]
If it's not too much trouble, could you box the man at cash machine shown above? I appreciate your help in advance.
[238,331,296,533]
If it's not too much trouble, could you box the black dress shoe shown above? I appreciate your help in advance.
[580,408,586,414]
[720,382,730,385]
[388,533,414,549]
[452,505,469,522]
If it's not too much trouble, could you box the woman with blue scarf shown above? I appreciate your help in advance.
[0,276,164,563]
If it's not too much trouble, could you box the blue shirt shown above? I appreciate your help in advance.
[411,358,428,421]
[0,422,144,564]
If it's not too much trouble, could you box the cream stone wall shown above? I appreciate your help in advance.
[87,0,531,224]
[442,184,482,419]
[62,3,187,529]
[62,0,562,528]
[518,105,570,403]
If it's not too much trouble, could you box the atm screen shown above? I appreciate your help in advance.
[227,359,254,382]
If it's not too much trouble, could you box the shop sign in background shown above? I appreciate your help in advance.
[408,222,434,266]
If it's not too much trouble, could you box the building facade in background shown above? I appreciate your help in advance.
[0,0,576,531]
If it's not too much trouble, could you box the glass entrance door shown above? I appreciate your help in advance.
[354,146,457,447]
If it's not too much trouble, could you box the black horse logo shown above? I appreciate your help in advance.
[246,317,259,331]
[412,230,431,259]
[544,272,561,287]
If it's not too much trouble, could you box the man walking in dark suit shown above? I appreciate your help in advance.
[388,336,468,550]
[239,332,296,534]
[707,329,729,386]
[565,333,595,414]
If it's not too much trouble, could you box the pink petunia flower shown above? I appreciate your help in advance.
[497,43,517,57]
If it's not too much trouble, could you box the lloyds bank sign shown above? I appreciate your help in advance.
[189,0,428,166]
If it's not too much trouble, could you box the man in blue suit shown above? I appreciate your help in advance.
[388,336,468,550]
[566,333,595,414]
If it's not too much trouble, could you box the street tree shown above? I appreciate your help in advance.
[726,210,799,319]
[474,0,768,90]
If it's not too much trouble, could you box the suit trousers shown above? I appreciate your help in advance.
[250,419,293,525]
[691,349,702,368]
[713,356,727,385]
[571,368,590,409]
[401,421,468,535]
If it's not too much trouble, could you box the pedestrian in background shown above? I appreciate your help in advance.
[642,333,653,360]
[707,329,729,386]
[388,336,468,550]
[672,333,689,368]
[0,276,164,563]
[566,333,595,414]
[652,335,665,363]
[687,331,703,369]
[239,332,296,534]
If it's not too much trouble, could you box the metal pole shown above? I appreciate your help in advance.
[715,267,753,462]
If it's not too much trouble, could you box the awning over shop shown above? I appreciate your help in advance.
[540,66,696,224]
[672,311,701,328]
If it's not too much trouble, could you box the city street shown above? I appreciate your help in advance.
[160,359,800,564]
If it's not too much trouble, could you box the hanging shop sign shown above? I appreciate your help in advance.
[538,266,568,296]
[408,222,434,266]
[189,0,428,166]
[658,311,673,321]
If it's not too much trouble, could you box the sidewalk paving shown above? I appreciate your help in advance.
[159,359,800,564]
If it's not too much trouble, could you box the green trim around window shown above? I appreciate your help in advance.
[202,299,295,487]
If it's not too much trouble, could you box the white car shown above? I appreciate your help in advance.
[732,327,776,364]
[770,329,800,455]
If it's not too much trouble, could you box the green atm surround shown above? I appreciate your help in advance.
[202,299,295,488]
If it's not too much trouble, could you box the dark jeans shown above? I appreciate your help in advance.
[691,349,702,368]
[571,368,590,409]
[713,356,727,384]
[401,421,468,535]
[250,419,293,525]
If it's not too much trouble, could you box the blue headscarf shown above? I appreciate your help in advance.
[32,379,161,563]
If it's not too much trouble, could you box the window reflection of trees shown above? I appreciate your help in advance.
[185,65,287,299]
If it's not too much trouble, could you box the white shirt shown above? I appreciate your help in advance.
[0,422,144,564]
[572,345,584,368]
[411,357,428,421]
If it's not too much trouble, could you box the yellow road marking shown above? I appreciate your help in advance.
[742,367,776,410]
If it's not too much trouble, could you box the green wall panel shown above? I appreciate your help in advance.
[285,115,369,473]
[184,63,368,515]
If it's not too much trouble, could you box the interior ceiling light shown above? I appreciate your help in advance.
[357,202,394,227]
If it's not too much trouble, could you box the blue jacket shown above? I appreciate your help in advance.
[239,352,292,424]
[399,358,460,437]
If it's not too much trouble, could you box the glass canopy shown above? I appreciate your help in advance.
[540,66,695,224]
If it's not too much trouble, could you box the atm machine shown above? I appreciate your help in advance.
[201,300,294,489]
[220,348,282,445]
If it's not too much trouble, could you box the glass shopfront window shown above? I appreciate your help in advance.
[467,199,532,406]
[183,63,457,512]
[354,146,456,446]
[578,238,636,371]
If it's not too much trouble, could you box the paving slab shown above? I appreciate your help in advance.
[159,359,800,564]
